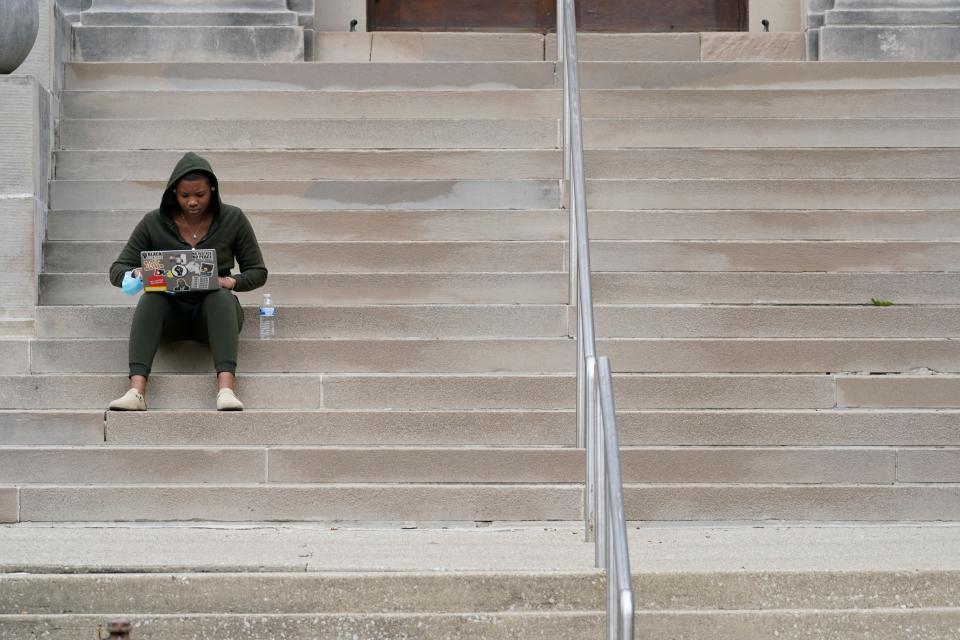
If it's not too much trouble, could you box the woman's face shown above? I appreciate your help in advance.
[176,176,212,218]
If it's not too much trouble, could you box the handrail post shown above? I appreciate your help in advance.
[583,354,596,542]
[594,365,606,568]
[597,357,634,638]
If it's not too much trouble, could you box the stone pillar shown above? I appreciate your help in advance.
[818,0,960,59]
[0,77,51,324]
[3,0,67,330]
[805,0,836,60]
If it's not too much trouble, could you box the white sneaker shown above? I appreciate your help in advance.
[216,388,244,411]
[108,388,146,411]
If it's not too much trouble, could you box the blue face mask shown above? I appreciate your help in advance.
[122,270,144,296]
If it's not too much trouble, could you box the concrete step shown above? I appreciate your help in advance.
[0,340,28,375]
[5,607,960,640]
[585,179,960,211]
[0,319,33,338]
[28,338,577,374]
[0,571,608,614]
[585,148,960,179]
[81,11,299,26]
[592,272,960,303]
[0,373,848,410]
[64,62,557,91]
[49,180,560,211]
[41,272,959,306]
[46,209,960,242]
[11,484,582,521]
[62,62,960,93]
[589,305,960,338]
[0,445,920,485]
[320,374,838,411]
[4,569,958,615]
[619,409,960,446]
[585,210,960,241]
[577,61,960,90]
[40,273,567,306]
[61,88,960,120]
[545,33,701,61]
[97,409,960,447]
[51,178,960,213]
[44,241,564,274]
[7,408,959,448]
[1,521,958,572]
[0,446,591,484]
[62,90,562,119]
[54,150,561,181]
[53,149,960,181]
[316,32,547,62]
[48,209,567,242]
[624,484,960,521]
[7,482,960,522]
[837,375,960,408]
[27,337,960,375]
[48,240,960,274]
[0,446,267,483]
[59,119,558,151]
[589,241,960,272]
[83,0,291,10]
[580,88,960,118]
[584,118,960,148]
[38,304,960,340]
[3,409,575,446]
[58,118,960,152]
[36,305,569,339]
[313,32,701,63]
[824,8,960,26]
[0,411,106,445]
[74,26,305,63]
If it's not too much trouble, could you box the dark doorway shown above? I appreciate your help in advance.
[369,0,747,32]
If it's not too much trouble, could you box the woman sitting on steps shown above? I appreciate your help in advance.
[107,152,268,411]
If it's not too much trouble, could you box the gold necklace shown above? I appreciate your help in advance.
[179,214,206,241]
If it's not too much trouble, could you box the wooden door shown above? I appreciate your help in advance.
[369,0,746,32]
[578,0,747,32]
[369,0,555,31]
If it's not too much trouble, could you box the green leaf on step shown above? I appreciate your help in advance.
[870,298,894,307]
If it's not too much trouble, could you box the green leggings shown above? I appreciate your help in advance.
[128,289,244,378]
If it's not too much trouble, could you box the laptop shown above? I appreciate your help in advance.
[140,249,219,293]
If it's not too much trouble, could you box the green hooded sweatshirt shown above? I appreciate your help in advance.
[109,152,268,293]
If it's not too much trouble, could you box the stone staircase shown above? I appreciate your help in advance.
[3,29,960,638]
[5,51,958,523]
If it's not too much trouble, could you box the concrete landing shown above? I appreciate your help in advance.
[2,522,959,574]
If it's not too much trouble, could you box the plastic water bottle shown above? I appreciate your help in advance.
[259,293,275,339]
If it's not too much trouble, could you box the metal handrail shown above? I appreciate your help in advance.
[556,1,635,637]
[598,356,635,639]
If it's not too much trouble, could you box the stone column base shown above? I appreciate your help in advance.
[820,25,960,59]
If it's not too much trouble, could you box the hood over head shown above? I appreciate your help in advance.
[160,152,222,218]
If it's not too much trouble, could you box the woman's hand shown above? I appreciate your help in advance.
[132,268,142,280]
[219,276,237,290]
